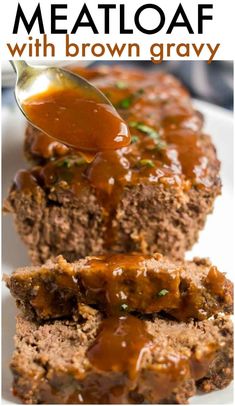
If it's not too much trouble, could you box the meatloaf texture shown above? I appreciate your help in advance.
[6,253,233,321]
[11,308,233,404]
[5,65,221,263]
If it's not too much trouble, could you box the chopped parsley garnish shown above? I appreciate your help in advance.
[115,81,127,89]
[119,97,132,109]
[156,140,167,150]
[57,158,73,168]
[146,140,167,152]
[128,121,159,140]
[129,121,140,128]
[158,289,169,297]
[139,159,155,168]
[75,158,86,166]
[131,135,139,144]
[57,157,86,168]
[120,303,129,311]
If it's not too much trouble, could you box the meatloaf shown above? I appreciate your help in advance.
[6,253,233,321]
[5,65,221,263]
[11,306,233,404]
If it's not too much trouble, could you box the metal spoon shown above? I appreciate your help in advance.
[10,61,131,156]
[10,60,113,122]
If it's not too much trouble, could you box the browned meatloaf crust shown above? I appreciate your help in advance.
[4,66,221,264]
[6,254,233,321]
[11,308,233,405]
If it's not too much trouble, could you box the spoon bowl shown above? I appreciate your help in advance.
[10,61,131,154]
[11,61,113,116]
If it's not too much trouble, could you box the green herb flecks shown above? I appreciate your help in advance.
[115,81,128,89]
[155,140,167,150]
[128,121,160,140]
[57,158,73,168]
[158,289,169,297]
[118,97,133,109]
[139,159,155,168]
[56,157,86,169]
[75,158,86,166]
[146,140,167,152]
[131,135,140,144]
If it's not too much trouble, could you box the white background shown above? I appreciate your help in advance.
[0,0,234,61]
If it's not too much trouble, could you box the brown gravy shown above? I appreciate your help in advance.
[22,67,212,191]
[15,66,216,250]
[87,315,152,380]
[23,86,131,154]
[79,253,180,315]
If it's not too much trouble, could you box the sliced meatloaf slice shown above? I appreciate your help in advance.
[4,65,221,263]
[4,163,220,264]
[11,308,233,404]
[6,253,233,321]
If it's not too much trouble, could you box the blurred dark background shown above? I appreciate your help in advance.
[132,61,233,110]
[2,60,233,110]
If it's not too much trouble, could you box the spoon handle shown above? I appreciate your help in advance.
[10,60,29,76]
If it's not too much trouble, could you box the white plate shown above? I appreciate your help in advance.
[1,99,233,404]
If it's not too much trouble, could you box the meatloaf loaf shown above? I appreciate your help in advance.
[5,65,221,264]
[6,253,233,321]
[11,307,233,404]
